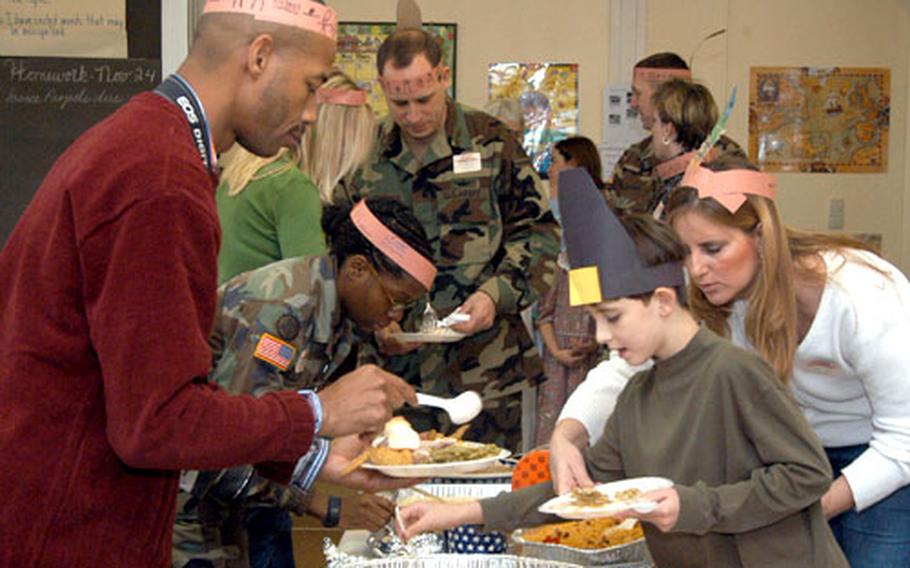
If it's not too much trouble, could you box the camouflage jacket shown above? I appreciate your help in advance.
[606,134,747,215]
[336,100,559,400]
[210,254,353,395]
[173,256,353,568]
[209,254,352,507]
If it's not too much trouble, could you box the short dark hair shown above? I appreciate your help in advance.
[321,197,433,278]
[617,211,689,307]
[554,137,605,190]
[376,29,443,74]
[634,52,688,70]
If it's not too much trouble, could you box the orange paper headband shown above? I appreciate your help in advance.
[316,87,368,106]
[680,166,777,213]
[203,0,338,40]
[655,148,719,182]
[379,67,445,97]
[633,67,692,83]
[350,200,436,290]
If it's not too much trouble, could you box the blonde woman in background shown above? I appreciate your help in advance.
[215,69,377,284]
[301,70,378,203]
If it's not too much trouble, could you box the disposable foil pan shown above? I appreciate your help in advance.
[366,525,445,557]
[511,530,652,567]
[325,537,582,567]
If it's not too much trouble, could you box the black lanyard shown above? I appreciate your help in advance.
[154,74,216,174]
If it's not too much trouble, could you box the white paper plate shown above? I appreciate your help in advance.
[362,449,511,478]
[538,476,673,519]
[436,467,514,480]
[390,331,465,343]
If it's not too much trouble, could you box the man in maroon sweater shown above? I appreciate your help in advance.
[0,3,416,566]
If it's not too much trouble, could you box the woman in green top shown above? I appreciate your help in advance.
[216,69,377,283]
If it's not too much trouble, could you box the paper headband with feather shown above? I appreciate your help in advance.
[558,168,685,306]
[679,86,776,213]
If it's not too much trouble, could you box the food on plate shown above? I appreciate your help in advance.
[569,487,611,507]
[385,416,421,450]
[424,442,500,464]
[417,307,466,337]
[568,486,643,508]
[345,416,504,474]
[369,446,414,466]
[340,417,505,476]
[521,517,644,549]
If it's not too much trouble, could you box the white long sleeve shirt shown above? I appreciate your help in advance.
[557,353,652,444]
[731,250,910,511]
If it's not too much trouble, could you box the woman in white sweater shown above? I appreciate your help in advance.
[664,157,910,568]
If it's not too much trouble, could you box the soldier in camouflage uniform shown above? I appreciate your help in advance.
[173,199,434,568]
[336,29,559,451]
[606,52,747,216]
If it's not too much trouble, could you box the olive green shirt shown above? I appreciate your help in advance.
[216,155,326,284]
[482,328,847,568]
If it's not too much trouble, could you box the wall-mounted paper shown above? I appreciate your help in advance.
[600,84,648,173]
[1,0,127,58]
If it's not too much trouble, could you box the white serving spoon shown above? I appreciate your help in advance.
[416,391,482,425]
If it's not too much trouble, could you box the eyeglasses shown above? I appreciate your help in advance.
[369,265,422,315]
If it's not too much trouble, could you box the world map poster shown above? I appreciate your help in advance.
[749,66,889,173]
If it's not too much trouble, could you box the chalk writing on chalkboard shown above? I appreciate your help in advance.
[0,57,160,244]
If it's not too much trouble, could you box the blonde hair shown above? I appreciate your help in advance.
[666,161,878,382]
[219,145,299,197]
[301,70,377,203]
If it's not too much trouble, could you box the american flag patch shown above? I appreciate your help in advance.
[253,333,296,371]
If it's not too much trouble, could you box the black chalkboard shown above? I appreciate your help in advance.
[0,0,161,245]
[0,57,161,244]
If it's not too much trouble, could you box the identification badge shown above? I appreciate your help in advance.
[253,333,297,371]
[453,152,482,174]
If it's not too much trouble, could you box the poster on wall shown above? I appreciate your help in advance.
[749,66,890,173]
[337,22,456,117]
[0,0,127,58]
[488,62,579,176]
[600,84,648,174]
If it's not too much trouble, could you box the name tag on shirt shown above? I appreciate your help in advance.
[453,152,482,174]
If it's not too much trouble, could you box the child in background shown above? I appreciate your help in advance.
[534,137,603,445]
[398,168,847,568]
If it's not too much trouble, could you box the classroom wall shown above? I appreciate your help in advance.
[163,0,910,270]
[648,0,910,268]
[328,0,910,270]
[328,0,610,142]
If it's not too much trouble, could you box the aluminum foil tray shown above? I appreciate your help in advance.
[511,530,652,566]
[366,526,445,558]
[326,537,582,567]
[328,552,582,568]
